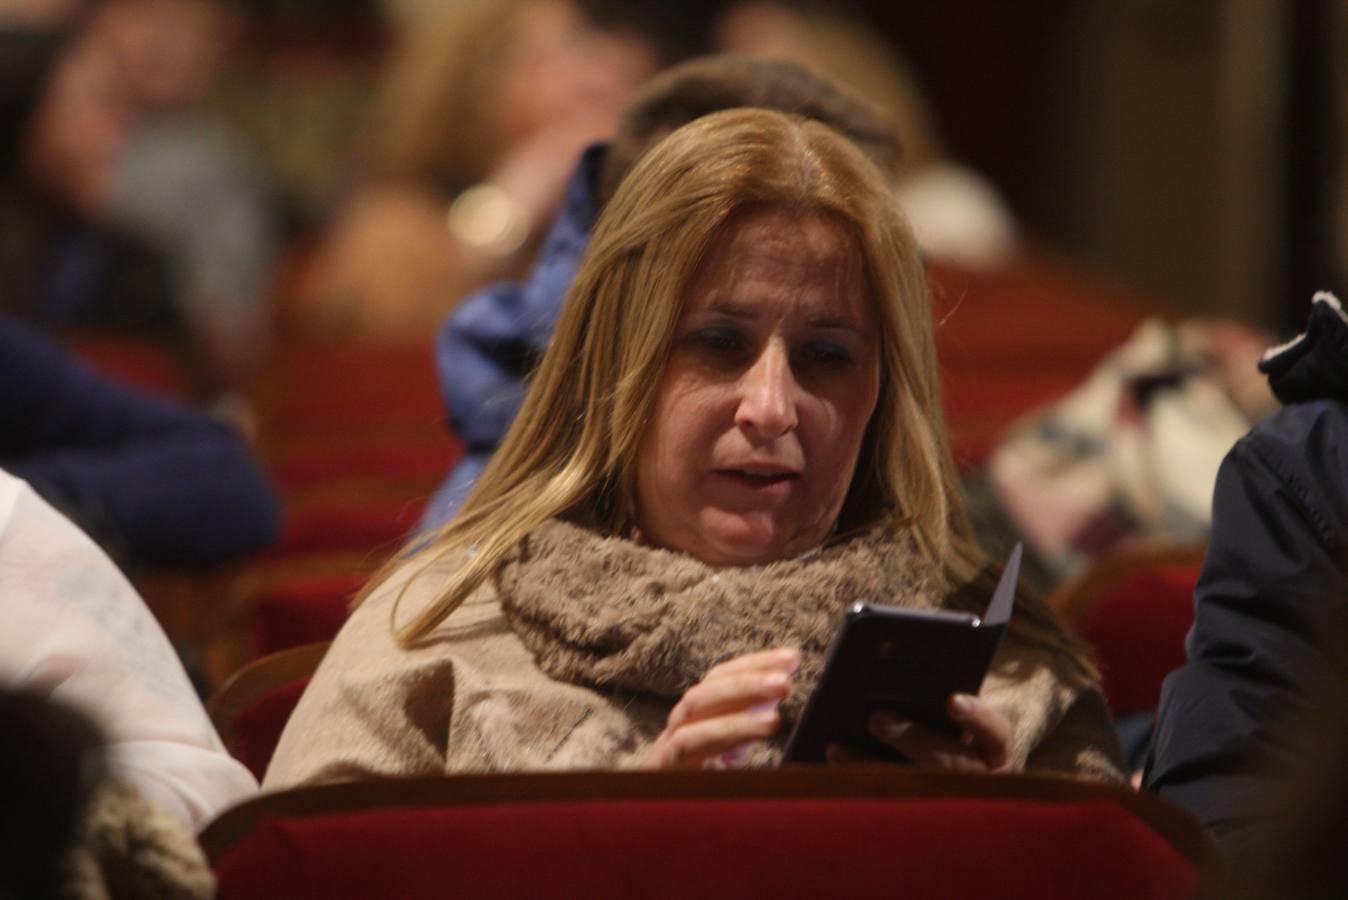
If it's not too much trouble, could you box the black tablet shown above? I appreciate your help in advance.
[782,543,1022,764]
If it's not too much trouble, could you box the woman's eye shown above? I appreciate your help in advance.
[691,326,748,356]
[799,341,854,366]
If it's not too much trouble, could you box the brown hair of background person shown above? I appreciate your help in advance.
[597,52,901,206]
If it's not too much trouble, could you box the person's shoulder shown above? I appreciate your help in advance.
[346,549,502,642]
[0,316,60,364]
[0,469,26,530]
[1240,400,1348,488]
[1221,401,1348,552]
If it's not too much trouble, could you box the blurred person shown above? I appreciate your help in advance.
[987,317,1279,589]
[2,688,214,897]
[0,458,258,896]
[1,315,280,571]
[0,688,103,899]
[94,0,279,400]
[1145,292,1348,859]
[420,54,902,529]
[0,0,83,26]
[0,16,186,344]
[716,1,1018,269]
[302,0,659,337]
[1229,668,1348,900]
[266,109,1122,788]
[0,465,259,829]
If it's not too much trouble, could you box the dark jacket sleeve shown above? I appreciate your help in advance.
[1145,401,1348,854]
[0,320,279,569]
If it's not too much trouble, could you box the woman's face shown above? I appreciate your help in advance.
[635,209,881,565]
[23,33,132,217]
[496,0,655,148]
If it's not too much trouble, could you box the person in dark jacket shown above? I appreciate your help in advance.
[423,54,902,530]
[0,316,279,570]
[1145,291,1348,858]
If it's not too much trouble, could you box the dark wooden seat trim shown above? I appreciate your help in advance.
[207,641,330,752]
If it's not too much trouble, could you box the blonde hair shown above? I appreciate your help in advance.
[370,107,1093,677]
[373,0,525,195]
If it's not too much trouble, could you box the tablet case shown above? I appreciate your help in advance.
[783,542,1023,763]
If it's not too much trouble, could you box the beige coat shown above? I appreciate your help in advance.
[265,524,1123,790]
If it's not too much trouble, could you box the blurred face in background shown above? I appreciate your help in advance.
[93,0,234,111]
[493,0,657,149]
[22,31,133,216]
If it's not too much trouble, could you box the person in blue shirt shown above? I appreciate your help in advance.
[0,316,278,570]
[423,54,902,530]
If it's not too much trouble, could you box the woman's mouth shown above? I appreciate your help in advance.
[713,468,800,493]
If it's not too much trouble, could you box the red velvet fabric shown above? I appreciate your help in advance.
[266,341,445,435]
[250,572,368,654]
[1081,566,1200,716]
[266,497,426,557]
[270,436,462,490]
[215,797,1197,899]
[928,256,1146,469]
[62,333,186,397]
[232,678,312,780]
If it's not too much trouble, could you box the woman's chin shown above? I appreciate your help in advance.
[694,515,802,567]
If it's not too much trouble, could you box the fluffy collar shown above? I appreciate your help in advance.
[496,518,946,721]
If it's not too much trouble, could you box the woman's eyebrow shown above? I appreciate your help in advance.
[805,315,864,331]
[703,300,758,319]
[701,302,864,332]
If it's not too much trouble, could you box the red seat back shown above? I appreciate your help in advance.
[1080,565,1200,717]
[232,678,312,781]
[208,642,329,781]
[249,572,368,655]
[205,771,1215,900]
[218,797,1194,899]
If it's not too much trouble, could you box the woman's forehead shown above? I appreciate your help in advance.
[684,209,871,316]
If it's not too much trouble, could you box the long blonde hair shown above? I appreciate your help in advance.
[371,108,1092,677]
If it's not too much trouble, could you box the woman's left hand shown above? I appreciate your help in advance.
[826,693,1013,773]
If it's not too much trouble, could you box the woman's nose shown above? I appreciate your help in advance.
[735,344,799,441]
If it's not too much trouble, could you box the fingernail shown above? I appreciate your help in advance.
[950,694,974,714]
[754,709,779,730]
[777,648,802,671]
[763,672,790,690]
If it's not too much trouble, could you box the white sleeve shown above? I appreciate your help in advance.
[0,470,258,831]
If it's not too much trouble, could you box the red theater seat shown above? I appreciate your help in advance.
[262,340,445,435]
[1080,565,1202,717]
[203,769,1219,900]
[268,433,462,491]
[61,332,187,398]
[1051,542,1207,717]
[928,254,1149,469]
[267,494,427,558]
[209,642,329,781]
[248,572,367,655]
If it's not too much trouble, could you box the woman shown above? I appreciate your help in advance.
[301,0,656,337]
[266,109,1123,786]
[1,19,183,348]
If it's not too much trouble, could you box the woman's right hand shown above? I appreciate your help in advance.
[642,647,801,769]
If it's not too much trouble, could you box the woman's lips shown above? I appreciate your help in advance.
[711,469,800,499]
